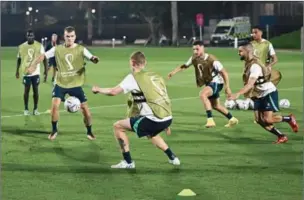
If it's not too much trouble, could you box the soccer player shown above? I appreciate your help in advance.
[167,40,238,128]
[92,51,180,169]
[46,33,58,83]
[229,44,298,144]
[16,29,48,116]
[251,26,281,86]
[26,26,99,141]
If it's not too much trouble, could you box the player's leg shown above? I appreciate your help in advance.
[31,75,40,115]
[263,90,298,132]
[80,102,95,140]
[22,76,31,115]
[258,111,288,144]
[134,117,180,165]
[254,92,287,143]
[69,87,95,140]
[52,66,57,83]
[111,118,134,168]
[48,85,64,140]
[199,85,216,128]
[210,97,238,128]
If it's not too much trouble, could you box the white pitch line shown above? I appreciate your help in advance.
[1,96,198,119]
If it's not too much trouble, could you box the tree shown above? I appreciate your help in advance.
[126,2,169,45]
[171,1,179,46]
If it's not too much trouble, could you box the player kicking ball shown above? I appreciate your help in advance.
[229,43,298,144]
[167,40,238,128]
[27,26,99,141]
[92,51,180,169]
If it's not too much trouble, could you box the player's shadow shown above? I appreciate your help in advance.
[2,162,182,175]
[2,125,49,139]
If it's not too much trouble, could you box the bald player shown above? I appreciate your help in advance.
[229,43,298,144]
[27,26,99,141]
[168,40,238,128]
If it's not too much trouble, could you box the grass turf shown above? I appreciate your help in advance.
[1,47,303,200]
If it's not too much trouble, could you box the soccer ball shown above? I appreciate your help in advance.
[64,96,81,113]
[224,100,236,109]
[279,99,290,109]
[245,98,254,110]
[236,99,249,110]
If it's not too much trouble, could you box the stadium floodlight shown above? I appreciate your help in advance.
[26,11,30,15]
[91,9,96,14]
[28,7,33,12]
[35,9,39,13]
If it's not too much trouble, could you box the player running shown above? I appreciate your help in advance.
[229,43,298,144]
[251,26,281,86]
[16,29,48,116]
[27,26,99,141]
[167,40,238,128]
[46,33,59,83]
[92,51,180,169]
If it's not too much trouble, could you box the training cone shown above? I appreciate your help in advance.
[178,189,196,196]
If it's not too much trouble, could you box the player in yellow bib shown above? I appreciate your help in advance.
[167,40,238,128]
[229,44,298,144]
[16,30,48,116]
[251,26,281,86]
[92,51,180,169]
[27,26,99,141]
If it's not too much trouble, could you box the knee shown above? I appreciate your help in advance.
[113,121,121,130]
[212,104,220,110]
[200,92,208,100]
[263,117,272,125]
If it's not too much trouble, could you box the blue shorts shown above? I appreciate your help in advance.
[253,90,280,112]
[48,57,57,67]
[23,75,40,87]
[130,116,172,138]
[206,82,224,99]
[52,84,87,103]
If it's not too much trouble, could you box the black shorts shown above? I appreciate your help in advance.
[52,84,87,103]
[23,75,40,87]
[130,116,172,138]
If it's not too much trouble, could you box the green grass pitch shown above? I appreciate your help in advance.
[1,47,303,200]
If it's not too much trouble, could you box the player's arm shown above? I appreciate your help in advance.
[92,74,135,96]
[16,50,21,79]
[229,64,259,100]
[92,85,124,96]
[168,56,192,79]
[27,47,55,74]
[41,45,48,82]
[84,48,99,64]
[214,61,231,95]
[267,43,278,68]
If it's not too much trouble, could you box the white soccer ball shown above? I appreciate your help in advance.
[224,100,236,109]
[236,99,249,110]
[245,98,254,110]
[64,96,81,113]
[279,99,290,109]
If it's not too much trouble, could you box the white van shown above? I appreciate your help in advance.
[210,16,251,46]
